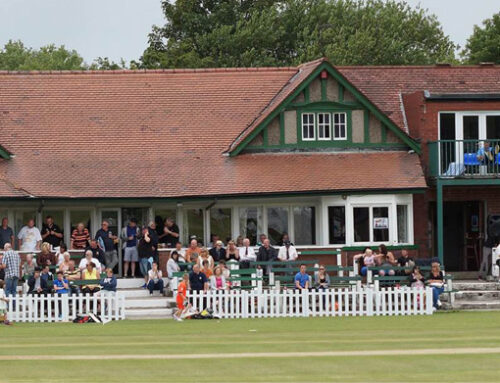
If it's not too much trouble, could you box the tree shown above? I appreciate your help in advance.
[137,0,457,68]
[462,12,500,64]
[0,40,85,70]
[89,57,126,70]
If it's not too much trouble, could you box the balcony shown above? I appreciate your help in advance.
[428,139,500,180]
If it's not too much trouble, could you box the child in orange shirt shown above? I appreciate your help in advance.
[174,274,189,322]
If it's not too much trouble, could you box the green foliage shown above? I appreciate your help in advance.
[138,0,457,68]
[89,57,126,70]
[462,12,500,64]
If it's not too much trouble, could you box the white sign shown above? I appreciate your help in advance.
[373,217,389,229]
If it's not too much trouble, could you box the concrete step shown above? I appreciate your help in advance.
[126,307,174,319]
[118,288,173,298]
[452,281,500,291]
[450,300,500,310]
[454,290,500,301]
[125,297,176,309]
[117,278,171,289]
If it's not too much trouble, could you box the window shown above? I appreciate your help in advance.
[267,207,289,245]
[333,113,347,140]
[328,206,345,244]
[122,208,149,228]
[70,210,91,233]
[210,208,232,244]
[302,113,315,140]
[487,116,500,140]
[239,207,261,246]
[184,209,204,245]
[353,207,370,242]
[373,207,389,242]
[293,206,316,245]
[397,205,409,243]
[318,113,331,140]
[463,116,479,140]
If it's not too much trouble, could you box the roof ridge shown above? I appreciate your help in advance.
[337,65,500,69]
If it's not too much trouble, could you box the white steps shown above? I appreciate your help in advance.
[126,307,174,319]
[444,280,500,311]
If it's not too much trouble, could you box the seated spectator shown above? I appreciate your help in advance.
[257,239,277,275]
[477,141,495,164]
[239,238,256,267]
[22,253,37,279]
[58,252,71,273]
[99,268,117,295]
[56,243,70,266]
[185,239,202,263]
[37,242,57,266]
[410,266,425,288]
[40,264,54,285]
[70,222,90,250]
[427,262,445,309]
[85,239,105,266]
[235,236,244,247]
[277,240,298,262]
[81,262,100,295]
[167,251,181,279]
[173,273,189,322]
[225,240,240,261]
[210,266,227,291]
[201,259,213,278]
[376,244,396,277]
[189,264,208,293]
[147,262,164,296]
[197,247,214,269]
[64,260,80,295]
[353,248,375,276]
[209,240,226,262]
[294,264,310,290]
[138,227,155,288]
[314,265,330,290]
[53,271,69,295]
[173,241,186,264]
[78,250,102,274]
[27,267,49,295]
[397,249,415,275]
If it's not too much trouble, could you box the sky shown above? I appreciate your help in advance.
[0,0,498,65]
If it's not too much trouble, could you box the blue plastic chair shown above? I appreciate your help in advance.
[496,153,500,165]
[464,153,480,166]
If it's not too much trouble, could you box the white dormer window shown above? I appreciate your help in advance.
[302,113,315,140]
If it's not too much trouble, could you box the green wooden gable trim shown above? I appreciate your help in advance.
[229,61,420,156]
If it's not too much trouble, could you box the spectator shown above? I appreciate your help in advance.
[173,273,189,322]
[81,262,100,295]
[57,252,71,273]
[410,266,425,288]
[257,233,267,246]
[201,259,213,278]
[99,268,117,296]
[397,249,415,275]
[41,216,64,249]
[225,240,240,261]
[477,141,495,164]
[56,243,70,265]
[64,260,80,295]
[0,243,20,297]
[277,240,298,262]
[0,217,14,249]
[147,262,164,296]
[22,253,37,278]
[85,239,105,266]
[353,248,375,276]
[37,242,57,267]
[218,260,231,280]
[294,264,310,290]
[167,251,181,279]
[0,280,11,325]
[95,220,119,271]
[197,247,214,269]
[235,236,244,247]
[17,219,42,252]
[427,262,445,309]
[278,233,292,247]
[209,240,226,262]
[314,265,330,290]
[208,234,220,248]
[239,238,256,267]
[121,218,140,278]
[78,250,102,274]
[147,221,159,264]
[173,241,186,264]
[210,266,227,291]
[53,271,69,295]
[377,244,396,277]
[0,253,4,281]
[40,264,54,285]
[70,222,90,250]
[257,239,277,275]
[27,267,49,295]
[138,227,155,288]
[189,264,208,292]
[185,239,202,264]
[160,218,180,248]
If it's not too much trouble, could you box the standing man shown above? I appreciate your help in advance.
[1,243,20,297]
[159,218,180,248]
[18,219,42,252]
[41,216,64,249]
[121,218,140,278]
[0,218,14,250]
[95,221,118,271]
[147,221,159,265]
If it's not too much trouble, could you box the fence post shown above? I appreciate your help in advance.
[336,249,343,277]
[302,289,309,317]
[366,288,374,316]
[425,287,434,315]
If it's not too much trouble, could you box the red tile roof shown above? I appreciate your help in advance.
[5,61,497,198]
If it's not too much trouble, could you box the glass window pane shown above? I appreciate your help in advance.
[353,207,369,242]
[210,208,232,245]
[184,209,204,245]
[70,210,91,233]
[328,206,345,244]
[293,206,316,245]
[373,207,389,242]
[397,205,408,243]
[487,116,500,140]
[239,207,261,246]
[122,208,149,228]
[302,113,315,140]
[463,116,479,140]
[267,207,289,246]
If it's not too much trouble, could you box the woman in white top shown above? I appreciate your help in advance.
[197,247,214,269]
[167,251,181,278]
[209,266,227,291]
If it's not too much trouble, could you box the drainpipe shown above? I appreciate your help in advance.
[436,180,444,265]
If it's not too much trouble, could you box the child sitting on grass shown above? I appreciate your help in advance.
[0,280,12,325]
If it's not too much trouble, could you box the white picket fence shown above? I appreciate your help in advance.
[6,293,126,323]
[188,287,434,318]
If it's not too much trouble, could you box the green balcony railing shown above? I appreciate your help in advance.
[428,139,500,178]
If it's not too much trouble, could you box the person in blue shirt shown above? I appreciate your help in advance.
[294,264,310,290]
[100,268,117,295]
[476,141,495,164]
[53,271,69,295]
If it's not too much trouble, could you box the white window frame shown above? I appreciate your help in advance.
[333,112,347,141]
[301,113,316,141]
[317,112,331,141]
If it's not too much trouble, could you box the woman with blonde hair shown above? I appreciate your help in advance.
[197,247,214,269]
[209,266,227,291]
[37,242,57,266]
